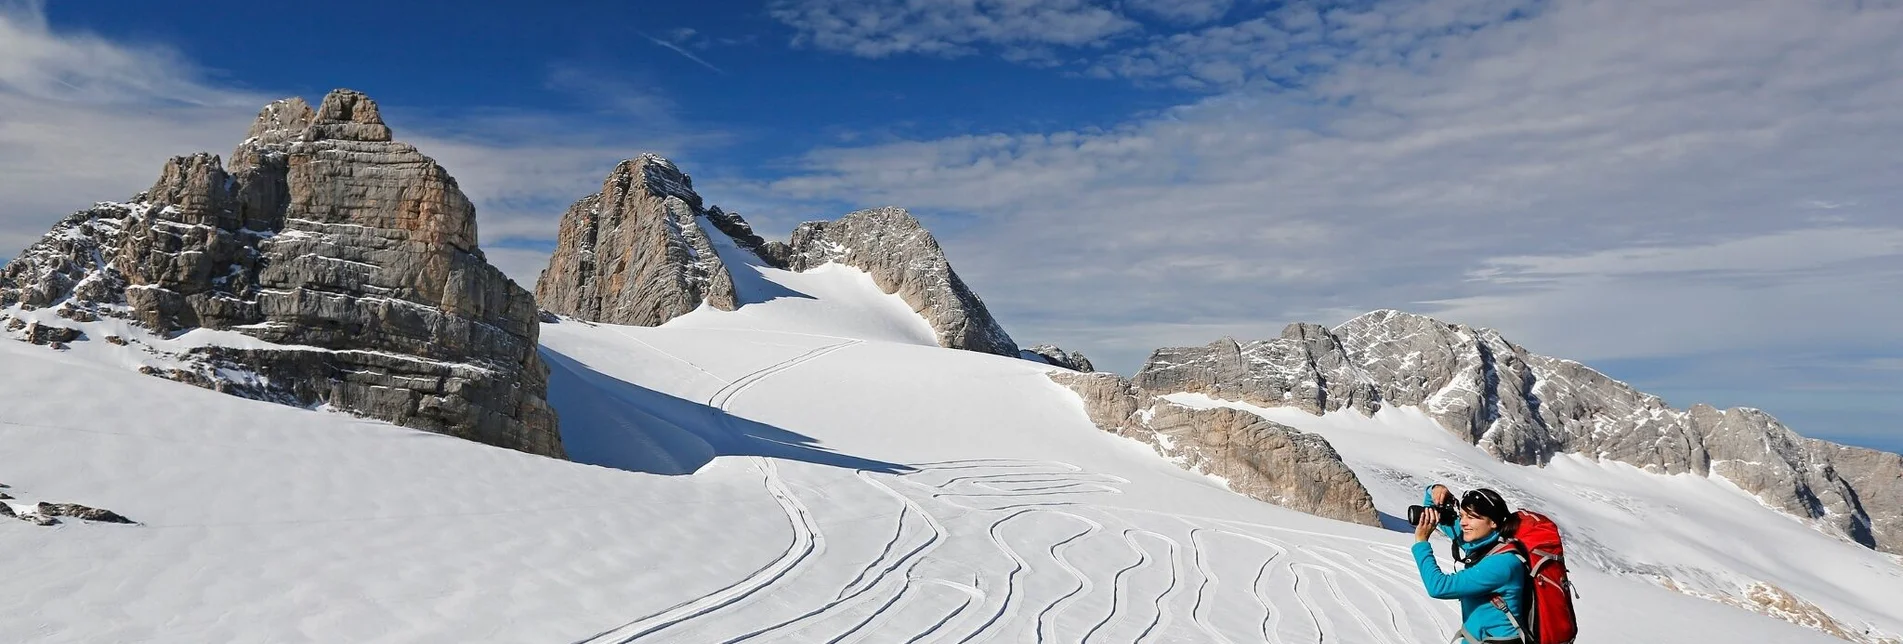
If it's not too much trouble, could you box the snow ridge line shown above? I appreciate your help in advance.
[570,458,821,644]
[1034,514,1104,642]
[1307,544,1432,638]
[817,475,971,644]
[571,340,858,644]
[900,580,984,644]
[709,340,862,411]
[1187,528,1237,644]
[1081,529,1155,644]
[718,471,950,642]
[1134,530,1183,643]
[1312,561,1395,644]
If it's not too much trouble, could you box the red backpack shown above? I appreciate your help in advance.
[1485,510,1580,644]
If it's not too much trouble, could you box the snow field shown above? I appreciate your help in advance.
[0,228,1881,642]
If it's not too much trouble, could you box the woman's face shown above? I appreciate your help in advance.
[1460,508,1497,542]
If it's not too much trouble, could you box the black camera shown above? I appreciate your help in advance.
[1408,503,1459,526]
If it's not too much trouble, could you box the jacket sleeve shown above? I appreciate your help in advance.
[1422,485,1462,543]
[1412,541,1522,600]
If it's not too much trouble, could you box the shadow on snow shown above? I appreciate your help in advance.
[543,348,913,476]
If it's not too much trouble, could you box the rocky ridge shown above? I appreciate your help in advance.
[535,155,742,326]
[770,206,1017,356]
[535,157,1018,357]
[1047,371,1380,526]
[1134,309,1902,555]
[1022,344,1095,372]
[0,90,561,457]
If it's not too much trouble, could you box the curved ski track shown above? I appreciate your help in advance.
[572,340,1459,642]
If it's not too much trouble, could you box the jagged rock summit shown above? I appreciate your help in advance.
[0,89,561,457]
[535,155,1018,357]
[1134,309,1903,555]
[535,155,751,326]
[1022,344,1095,372]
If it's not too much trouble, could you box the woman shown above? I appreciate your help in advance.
[1413,485,1528,644]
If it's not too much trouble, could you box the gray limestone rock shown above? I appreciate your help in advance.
[1022,344,1094,372]
[1047,371,1379,526]
[0,89,560,458]
[781,207,1017,356]
[1131,308,1903,554]
[535,155,738,326]
[535,155,1019,357]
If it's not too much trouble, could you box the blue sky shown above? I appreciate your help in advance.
[2,0,1899,453]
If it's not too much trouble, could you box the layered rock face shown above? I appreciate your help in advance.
[1048,371,1380,526]
[773,207,1017,356]
[536,157,1020,357]
[0,90,561,458]
[535,155,740,326]
[1135,309,1903,554]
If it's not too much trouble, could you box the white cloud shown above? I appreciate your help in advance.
[770,0,1140,59]
[0,1,264,254]
[482,247,558,291]
[1427,227,1903,361]
[0,4,702,286]
[760,0,1903,379]
[1122,0,1233,25]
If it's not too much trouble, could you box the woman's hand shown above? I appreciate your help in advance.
[1414,507,1439,543]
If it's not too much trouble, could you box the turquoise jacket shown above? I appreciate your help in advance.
[1413,486,1527,643]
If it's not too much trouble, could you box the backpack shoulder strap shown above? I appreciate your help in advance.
[1487,538,1532,643]
[1489,595,1530,644]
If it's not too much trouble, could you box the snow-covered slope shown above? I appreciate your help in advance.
[0,219,1890,642]
[1163,396,1903,643]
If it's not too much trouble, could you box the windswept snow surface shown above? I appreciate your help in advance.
[0,243,1884,642]
[1165,394,1903,643]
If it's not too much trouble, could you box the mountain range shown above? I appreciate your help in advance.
[2,89,1898,643]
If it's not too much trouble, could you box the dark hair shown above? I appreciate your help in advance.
[1461,488,1516,534]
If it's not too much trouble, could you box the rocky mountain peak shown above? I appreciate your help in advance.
[537,156,1020,357]
[305,89,392,142]
[777,206,1018,356]
[1130,308,1903,555]
[536,154,738,326]
[0,88,560,458]
[143,153,234,226]
[242,97,315,147]
[613,153,702,209]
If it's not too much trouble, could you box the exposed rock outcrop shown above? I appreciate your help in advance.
[777,207,1017,356]
[36,502,134,525]
[1047,371,1380,526]
[1022,344,1094,372]
[1134,309,1903,554]
[536,156,1019,357]
[0,89,561,458]
[535,155,739,326]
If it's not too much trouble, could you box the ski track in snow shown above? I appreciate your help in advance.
[582,460,1459,642]
[564,337,1463,643]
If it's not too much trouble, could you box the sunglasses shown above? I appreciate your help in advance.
[1461,489,1509,520]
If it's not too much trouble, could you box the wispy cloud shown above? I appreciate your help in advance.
[638,30,727,75]
[758,0,1903,381]
[769,0,1139,59]
[0,2,717,291]
[1123,0,1234,25]
[0,1,264,253]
